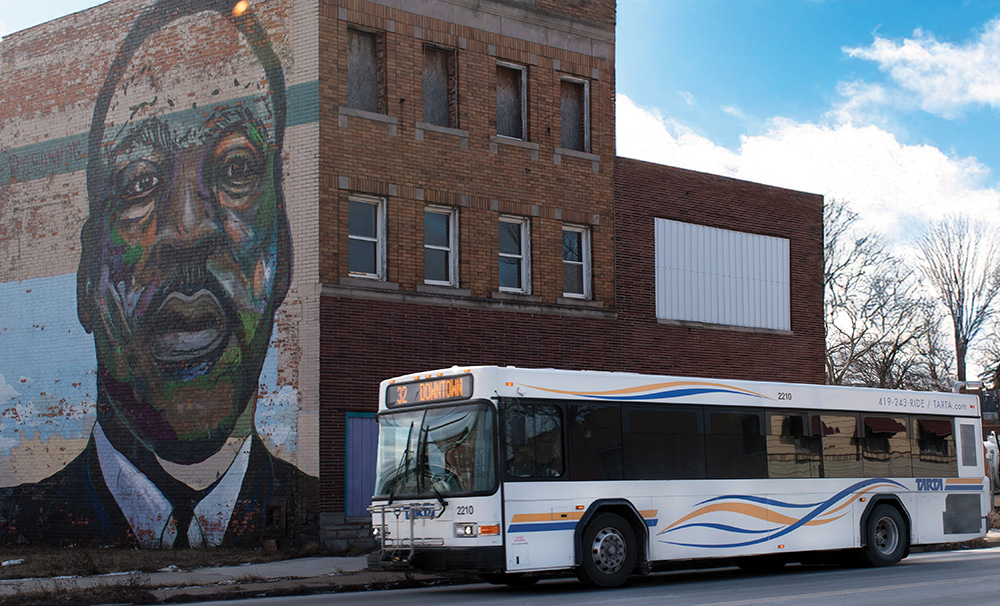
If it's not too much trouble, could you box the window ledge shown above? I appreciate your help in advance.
[492,290,541,302]
[554,147,601,172]
[415,122,469,149]
[417,284,472,297]
[490,135,539,151]
[338,107,398,135]
[657,317,792,336]
[340,276,399,291]
[416,122,468,138]
[557,297,604,308]
[555,147,599,161]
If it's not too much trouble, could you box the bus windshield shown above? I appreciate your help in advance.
[373,402,496,499]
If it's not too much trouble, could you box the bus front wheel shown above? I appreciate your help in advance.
[575,513,637,587]
[862,504,907,566]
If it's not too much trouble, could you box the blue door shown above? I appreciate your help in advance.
[346,413,378,518]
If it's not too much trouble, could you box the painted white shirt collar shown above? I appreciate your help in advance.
[93,423,252,548]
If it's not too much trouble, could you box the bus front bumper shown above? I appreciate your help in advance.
[368,545,506,572]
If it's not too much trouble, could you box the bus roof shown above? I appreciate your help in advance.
[379,366,981,417]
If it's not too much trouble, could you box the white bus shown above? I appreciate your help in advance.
[368,366,989,587]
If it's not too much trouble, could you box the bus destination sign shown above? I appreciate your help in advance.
[386,375,473,407]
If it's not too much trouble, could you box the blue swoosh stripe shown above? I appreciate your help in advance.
[659,478,906,548]
[580,388,764,401]
[508,521,578,533]
[945,485,982,491]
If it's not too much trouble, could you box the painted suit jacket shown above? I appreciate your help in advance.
[0,432,315,547]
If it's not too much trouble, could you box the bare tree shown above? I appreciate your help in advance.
[917,214,1000,382]
[825,200,913,384]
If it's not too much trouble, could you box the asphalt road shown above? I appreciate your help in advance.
[187,546,1000,606]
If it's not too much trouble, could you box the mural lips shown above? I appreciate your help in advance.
[152,290,228,365]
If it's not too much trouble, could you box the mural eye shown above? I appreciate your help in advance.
[213,136,262,198]
[113,160,162,221]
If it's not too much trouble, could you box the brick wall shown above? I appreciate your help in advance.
[317,158,825,516]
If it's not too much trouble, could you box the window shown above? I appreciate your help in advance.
[654,219,790,330]
[424,207,457,286]
[423,46,457,128]
[560,78,589,152]
[815,414,861,478]
[498,217,530,293]
[348,197,385,278]
[347,28,384,113]
[912,417,957,477]
[623,405,705,480]
[562,225,591,299]
[706,410,766,479]
[496,63,526,139]
[766,413,821,479]
[862,415,911,477]
[503,402,563,478]
[567,403,622,481]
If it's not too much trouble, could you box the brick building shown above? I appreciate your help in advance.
[0,0,823,551]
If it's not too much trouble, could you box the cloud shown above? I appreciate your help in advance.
[0,375,17,404]
[617,94,1000,244]
[678,91,696,106]
[845,19,1000,118]
[617,95,739,177]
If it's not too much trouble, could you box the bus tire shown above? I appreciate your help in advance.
[575,513,637,587]
[862,504,907,566]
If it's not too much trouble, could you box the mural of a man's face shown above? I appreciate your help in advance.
[78,4,290,463]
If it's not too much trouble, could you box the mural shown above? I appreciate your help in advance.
[0,0,315,548]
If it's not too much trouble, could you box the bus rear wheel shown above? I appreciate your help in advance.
[861,504,907,566]
[575,513,637,587]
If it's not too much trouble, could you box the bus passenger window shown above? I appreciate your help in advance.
[911,417,957,477]
[862,416,911,478]
[623,406,706,480]
[766,414,820,479]
[503,403,563,478]
[817,415,861,478]
[568,404,623,481]
[706,410,766,479]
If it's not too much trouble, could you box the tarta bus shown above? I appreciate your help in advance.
[368,366,988,587]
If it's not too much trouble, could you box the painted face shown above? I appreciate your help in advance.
[81,11,289,462]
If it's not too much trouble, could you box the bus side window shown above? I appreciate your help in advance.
[912,417,956,477]
[504,403,564,478]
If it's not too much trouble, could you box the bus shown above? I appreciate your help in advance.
[368,366,989,587]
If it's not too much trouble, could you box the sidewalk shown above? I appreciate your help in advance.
[0,555,451,602]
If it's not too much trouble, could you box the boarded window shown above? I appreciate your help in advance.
[423,46,457,127]
[496,64,525,139]
[348,29,383,113]
[560,79,588,151]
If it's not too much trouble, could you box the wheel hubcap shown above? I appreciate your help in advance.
[591,527,626,574]
[874,516,899,555]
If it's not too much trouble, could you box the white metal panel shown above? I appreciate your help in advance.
[654,218,790,330]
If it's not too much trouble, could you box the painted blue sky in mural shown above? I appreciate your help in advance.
[6,0,1000,243]
[0,275,299,459]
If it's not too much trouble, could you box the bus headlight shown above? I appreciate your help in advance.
[454,523,479,538]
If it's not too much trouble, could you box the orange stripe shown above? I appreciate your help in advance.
[946,478,984,484]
